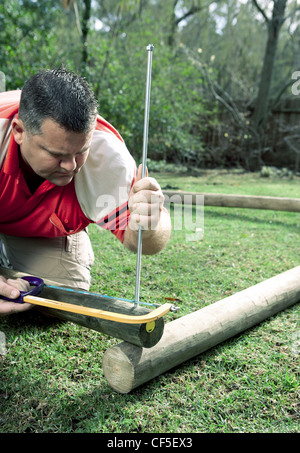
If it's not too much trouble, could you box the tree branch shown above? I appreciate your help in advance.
[175,5,202,26]
[61,0,82,36]
[180,45,250,132]
[252,0,270,23]
[175,0,223,26]
[270,79,296,112]
[283,4,300,22]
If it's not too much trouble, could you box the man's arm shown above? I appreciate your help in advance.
[123,165,171,255]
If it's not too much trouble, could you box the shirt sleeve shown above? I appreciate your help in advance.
[0,91,21,169]
[75,129,136,242]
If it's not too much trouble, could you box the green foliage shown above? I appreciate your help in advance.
[0,0,218,166]
[0,1,62,88]
[87,30,213,164]
[0,0,299,168]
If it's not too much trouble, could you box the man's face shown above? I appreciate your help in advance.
[12,118,94,186]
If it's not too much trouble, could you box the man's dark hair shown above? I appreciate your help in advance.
[18,68,98,135]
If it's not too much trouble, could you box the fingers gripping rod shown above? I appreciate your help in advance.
[134,44,154,306]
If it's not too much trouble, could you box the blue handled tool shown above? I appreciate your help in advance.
[1,276,44,303]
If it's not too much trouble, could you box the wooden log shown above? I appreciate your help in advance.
[0,267,165,348]
[163,190,300,212]
[103,266,300,393]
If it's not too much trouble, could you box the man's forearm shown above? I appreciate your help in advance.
[123,209,171,255]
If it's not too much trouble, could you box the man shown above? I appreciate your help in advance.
[0,68,171,317]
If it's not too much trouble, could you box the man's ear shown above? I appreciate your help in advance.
[12,118,25,145]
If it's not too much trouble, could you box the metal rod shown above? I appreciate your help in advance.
[134,44,154,306]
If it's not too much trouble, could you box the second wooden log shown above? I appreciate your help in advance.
[103,266,300,393]
[163,190,300,212]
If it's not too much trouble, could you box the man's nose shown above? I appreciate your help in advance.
[60,156,77,172]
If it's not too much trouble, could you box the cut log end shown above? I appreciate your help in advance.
[103,343,137,393]
[137,317,165,348]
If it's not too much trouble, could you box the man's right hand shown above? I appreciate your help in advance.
[0,276,33,317]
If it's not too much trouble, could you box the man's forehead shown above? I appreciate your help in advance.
[34,119,93,155]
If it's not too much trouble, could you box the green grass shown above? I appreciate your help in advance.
[0,170,299,433]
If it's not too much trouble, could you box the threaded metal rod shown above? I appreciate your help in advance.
[134,44,154,306]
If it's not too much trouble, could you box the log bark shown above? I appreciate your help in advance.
[163,190,300,212]
[103,266,300,393]
[0,267,165,348]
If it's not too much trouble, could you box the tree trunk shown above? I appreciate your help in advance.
[252,0,287,131]
[247,0,288,170]
[81,0,91,76]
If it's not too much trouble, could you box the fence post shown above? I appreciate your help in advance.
[0,72,5,92]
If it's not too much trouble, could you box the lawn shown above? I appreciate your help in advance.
[0,169,299,433]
